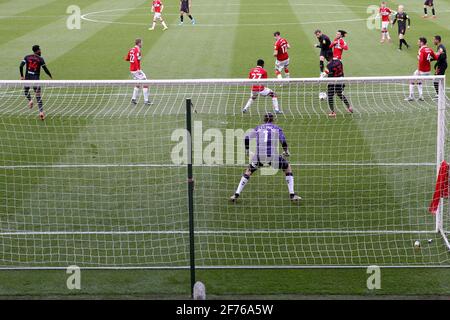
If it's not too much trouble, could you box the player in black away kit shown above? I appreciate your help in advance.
[433,35,447,97]
[179,0,195,25]
[314,29,333,73]
[19,45,53,120]
[392,5,411,50]
[423,0,436,18]
[325,58,352,117]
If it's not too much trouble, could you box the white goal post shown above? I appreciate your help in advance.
[0,76,448,270]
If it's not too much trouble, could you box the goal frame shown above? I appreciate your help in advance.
[0,75,448,272]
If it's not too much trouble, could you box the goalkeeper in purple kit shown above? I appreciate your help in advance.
[230,113,301,202]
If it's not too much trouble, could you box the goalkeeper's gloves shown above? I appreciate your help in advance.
[320,72,327,78]
[282,150,290,158]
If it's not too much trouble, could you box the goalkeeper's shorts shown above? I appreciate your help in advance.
[249,155,289,171]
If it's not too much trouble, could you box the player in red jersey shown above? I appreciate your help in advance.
[329,30,348,60]
[149,0,168,31]
[242,59,282,114]
[379,2,393,43]
[405,37,437,101]
[273,31,290,79]
[125,39,152,105]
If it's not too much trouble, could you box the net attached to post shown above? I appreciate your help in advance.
[0,77,448,269]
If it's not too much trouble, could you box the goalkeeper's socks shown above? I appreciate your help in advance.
[188,15,193,20]
[432,8,435,16]
[285,173,294,195]
[236,174,250,195]
[180,15,184,22]
[424,8,428,15]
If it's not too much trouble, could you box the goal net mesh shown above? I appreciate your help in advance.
[0,77,448,268]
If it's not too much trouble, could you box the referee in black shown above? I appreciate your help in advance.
[19,45,52,120]
[433,35,447,98]
[314,29,333,73]
[392,5,411,50]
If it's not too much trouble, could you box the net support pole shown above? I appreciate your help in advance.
[186,98,196,296]
[436,78,450,251]
[436,77,445,233]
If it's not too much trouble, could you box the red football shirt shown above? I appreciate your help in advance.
[125,46,141,71]
[274,38,289,61]
[153,0,162,13]
[379,7,392,22]
[330,38,348,60]
[418,46,437,72]
[249,66,268,92]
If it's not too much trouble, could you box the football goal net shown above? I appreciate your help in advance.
[0,76,448,269]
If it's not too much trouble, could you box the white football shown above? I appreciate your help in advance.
[414,240,421,248]
[319,92,327,100]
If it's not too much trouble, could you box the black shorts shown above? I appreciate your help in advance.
[180,3,189,13]
[424,0,433,6]
[398,27,406,35]
[435,65,447,75]
[327,83,346,96]
[25,74,40,81]
[320,50,333,61]
[249,155,289,171]
[24,74,41,92]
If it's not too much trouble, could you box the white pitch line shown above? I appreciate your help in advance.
[81,9,367,27]
[0,163,435,169]
[0,230,435,236]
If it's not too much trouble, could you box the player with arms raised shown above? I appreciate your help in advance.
[19,45,52,120]
[230,112,301,202]
[273,31,290,79]
[125,38,151,105]
[242,59,282,114]
[379,2,393,43]
[406,37,437,101]
[329,30,348,60]
[314,29,333,73]
[392,5,411,50]
[149,0,168,31]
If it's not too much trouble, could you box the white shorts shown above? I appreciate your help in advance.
[275,59,289,72]
[154,12,162,20]
[381,21,390,30]
[251,87,273,98]
[413,70,431,76]
[131,70,147,80]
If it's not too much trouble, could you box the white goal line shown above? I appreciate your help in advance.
[0,230,435,236]
[0,163,435,170]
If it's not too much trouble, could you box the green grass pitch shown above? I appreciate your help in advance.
[0,0,450,298]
